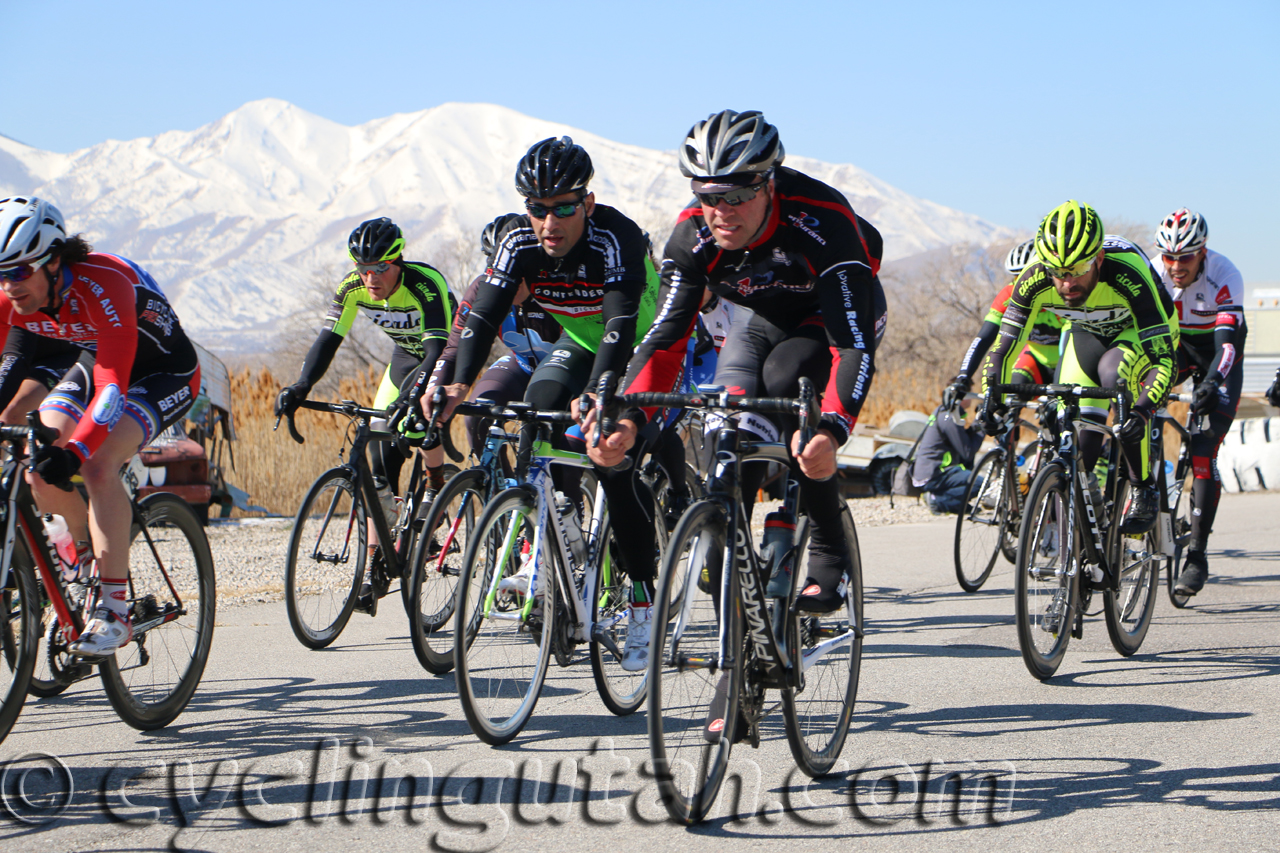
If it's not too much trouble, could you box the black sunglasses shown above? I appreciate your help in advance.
[695,181,768,208]
[525,198,585,219]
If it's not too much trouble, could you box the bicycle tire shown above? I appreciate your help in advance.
[589,484,669,716]
[0,537,40,744]
[454,487,553,745]
[1001,439,1041,564]
[955,448,1005,593]
[647,499,738,825]
[285,468,365,649]
[99,494,216,731]
[408,467,486,674]
[782,506,863,777]
[1103,480,1160,656]
[1165,465,1193,609]
[399,463,460,617]
[1014,462,1079,680]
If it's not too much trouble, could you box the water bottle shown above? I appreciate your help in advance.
[555,493,587,566]
[763,510,796,597]
[44,514,78,582]
[1164,460,1179,508]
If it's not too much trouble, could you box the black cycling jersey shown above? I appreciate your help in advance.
[623,167,885,444]
[452,205,659,389]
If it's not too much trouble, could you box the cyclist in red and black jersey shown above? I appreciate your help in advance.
[0,196,201,656]
[588,109,886,617]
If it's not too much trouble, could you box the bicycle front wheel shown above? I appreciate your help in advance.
[285,468,366,649]
[0,537,39,744]
[100,494,216,730]
[589,487,669,716]
[954,449,1006,592]
[1165,467,1193,609]
[1104,480,1160,656]
[408,467,485,674]
[647,499,738,825]
[782,506,863,777]
[454,487,553,745]
[1014,462,1078,680]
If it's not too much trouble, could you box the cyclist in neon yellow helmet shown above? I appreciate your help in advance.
[276,217,454,611]
[981,200,1178,545]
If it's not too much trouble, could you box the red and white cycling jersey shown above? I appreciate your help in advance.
[0,253,196,460]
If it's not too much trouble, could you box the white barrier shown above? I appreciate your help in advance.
[1218,417,1280,493]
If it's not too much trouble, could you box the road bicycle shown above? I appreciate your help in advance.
[451,387,668,743]
[1157,391,1196,608]
[1,414,215,742]
[621,378,863,824]
[279,400,448,648]
[993,382,1175,680]
[954,403,1043,592]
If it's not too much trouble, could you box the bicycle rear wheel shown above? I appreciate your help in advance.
[1014,462,1079,680]
[99,494,216,731]
[454,487,553,745]
[1104,480,1159,655]
[647,500,738,825]
[955,449,1006,592]
[285,468,365,649]
[782,506,863,777]
[0,537,39,743]
[408,467,485,674]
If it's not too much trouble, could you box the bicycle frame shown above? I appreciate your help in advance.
[474,421,614,649]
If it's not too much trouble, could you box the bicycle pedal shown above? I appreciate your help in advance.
[353,583,377,616]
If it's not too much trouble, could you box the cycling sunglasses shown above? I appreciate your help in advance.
[1161,251,1199,263]
[1043,256,1096,279]
[695,182,768,208]
[0,255,51,283]
[525,198,585,220]
[355,260,393,275]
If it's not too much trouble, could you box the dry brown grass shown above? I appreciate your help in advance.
[228,366,381,516]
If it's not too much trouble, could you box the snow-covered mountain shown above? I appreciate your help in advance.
[0,100,1010,353]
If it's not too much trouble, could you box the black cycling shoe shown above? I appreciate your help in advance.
[795,575,847,613]
[1119,484,1159,535]
[1175,550,1209,595]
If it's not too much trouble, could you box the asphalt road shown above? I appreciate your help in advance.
[2,490,1277,852]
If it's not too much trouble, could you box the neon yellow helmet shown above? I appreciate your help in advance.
[1035,200,1103,269]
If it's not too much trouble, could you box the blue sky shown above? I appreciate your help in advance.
[3,0,1277,282]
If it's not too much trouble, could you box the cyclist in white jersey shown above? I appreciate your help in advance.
[1151,208,1246,596]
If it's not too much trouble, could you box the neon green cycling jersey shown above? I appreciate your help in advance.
[324,262,453,359]
[983,241,1178,403]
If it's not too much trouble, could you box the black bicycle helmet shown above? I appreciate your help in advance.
[480,213,524,259]
[348,217,405,264]
[514,137,594,198]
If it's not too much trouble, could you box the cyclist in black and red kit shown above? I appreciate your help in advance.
[587,109,886,631]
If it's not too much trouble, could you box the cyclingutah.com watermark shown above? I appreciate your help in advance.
[2,738,1016,851]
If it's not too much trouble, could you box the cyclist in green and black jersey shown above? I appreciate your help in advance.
[276,217,454,520]
[981,200,1178,537]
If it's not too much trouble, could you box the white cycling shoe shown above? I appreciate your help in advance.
[69,607,133,657]
[620,605,652,672]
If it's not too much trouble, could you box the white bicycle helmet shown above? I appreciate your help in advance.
[678,110,784,180]
[0,197,67,267]
[1154,207,1208,254]
[1003,239,1038,275]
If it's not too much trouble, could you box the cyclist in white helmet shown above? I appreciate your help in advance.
[1151,207,1246,596]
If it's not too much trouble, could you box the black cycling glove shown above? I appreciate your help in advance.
[274,383,309,417]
